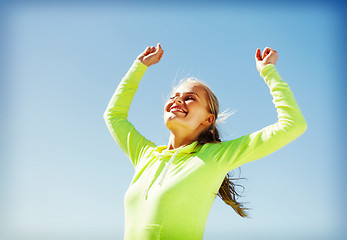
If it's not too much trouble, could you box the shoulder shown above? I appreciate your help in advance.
[196,140,238,160]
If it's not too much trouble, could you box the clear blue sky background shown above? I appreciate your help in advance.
[1,1,346,240]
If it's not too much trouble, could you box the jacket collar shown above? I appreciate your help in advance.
[154,141,200,156]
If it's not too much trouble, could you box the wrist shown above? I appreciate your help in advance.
[136,58,150,67]
[134,59,149,69]
[260,64,275,78]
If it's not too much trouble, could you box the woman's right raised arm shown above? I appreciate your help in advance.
[103,43,164,168]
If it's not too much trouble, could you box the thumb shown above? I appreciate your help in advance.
[255,48,262,61]
[155,43,161,53]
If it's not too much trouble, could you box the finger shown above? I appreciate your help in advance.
[156,43,163,53]
[265,48,277,57]
[155,44,160,53]
[263,50,278,66]
[143,46,150,54]
[159,50,164,60]
[263,47,270,58]
[263,47,272,53]
[265,50,278,61]
[157,43,162,53]
[144,46,154,56]
[156,44,164,57]
[262,47,271,59]
[148,46,155,54]
[255,48,262,61]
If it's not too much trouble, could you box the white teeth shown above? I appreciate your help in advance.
[171,107,185,113]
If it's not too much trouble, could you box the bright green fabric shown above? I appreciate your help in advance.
[104,60,307,240]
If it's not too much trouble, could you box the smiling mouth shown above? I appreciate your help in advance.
[170,107,187,114]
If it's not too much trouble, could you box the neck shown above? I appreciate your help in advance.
[167,130,200,150]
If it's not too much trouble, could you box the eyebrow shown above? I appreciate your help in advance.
[172,91,200,98]
[186,92,199,97]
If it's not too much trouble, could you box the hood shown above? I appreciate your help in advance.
[143,141,201,200]
[153,141,200,157]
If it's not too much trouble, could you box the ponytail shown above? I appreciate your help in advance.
[197,123,249,218]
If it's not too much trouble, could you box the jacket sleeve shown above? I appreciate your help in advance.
[210,64,307,172]
[103,60,155,168]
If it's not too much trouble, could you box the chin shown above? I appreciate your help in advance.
[164,115,180,130]
[164,116,175,129]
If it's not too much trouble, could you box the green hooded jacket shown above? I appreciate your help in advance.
[104,60,307,240]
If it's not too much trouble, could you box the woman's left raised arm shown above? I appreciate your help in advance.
[254,47,307,137]
[207,47,307,171]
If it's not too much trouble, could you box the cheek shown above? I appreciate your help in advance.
[164,102,171,113]
[187,105,210,121]
[163,103,172,119]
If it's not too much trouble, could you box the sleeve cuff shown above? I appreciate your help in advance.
[260,64,276,78]
[133,59,149,71]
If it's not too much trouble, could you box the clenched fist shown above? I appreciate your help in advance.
[255,47,278,73]
[137,43,164,67]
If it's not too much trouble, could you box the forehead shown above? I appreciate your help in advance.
[174,82,207,96]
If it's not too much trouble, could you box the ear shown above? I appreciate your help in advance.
[202,113,215,126]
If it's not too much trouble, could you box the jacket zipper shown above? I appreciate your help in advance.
[144,148,181,199]
[158,149,180,186]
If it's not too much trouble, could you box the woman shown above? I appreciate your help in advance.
[104,43,307,239]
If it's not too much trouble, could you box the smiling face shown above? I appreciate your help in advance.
[164,81,215,135]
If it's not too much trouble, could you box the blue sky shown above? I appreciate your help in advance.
[1,1,346,240]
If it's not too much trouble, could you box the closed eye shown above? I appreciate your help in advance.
[169,92,199,101]
[185,96,196,101]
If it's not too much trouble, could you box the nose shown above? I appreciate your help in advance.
[174,97,183,104]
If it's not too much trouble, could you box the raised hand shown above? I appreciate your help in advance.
[137,43,164,67]
[255,47,278,73]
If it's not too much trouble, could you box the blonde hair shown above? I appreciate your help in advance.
[173,77,249,217]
